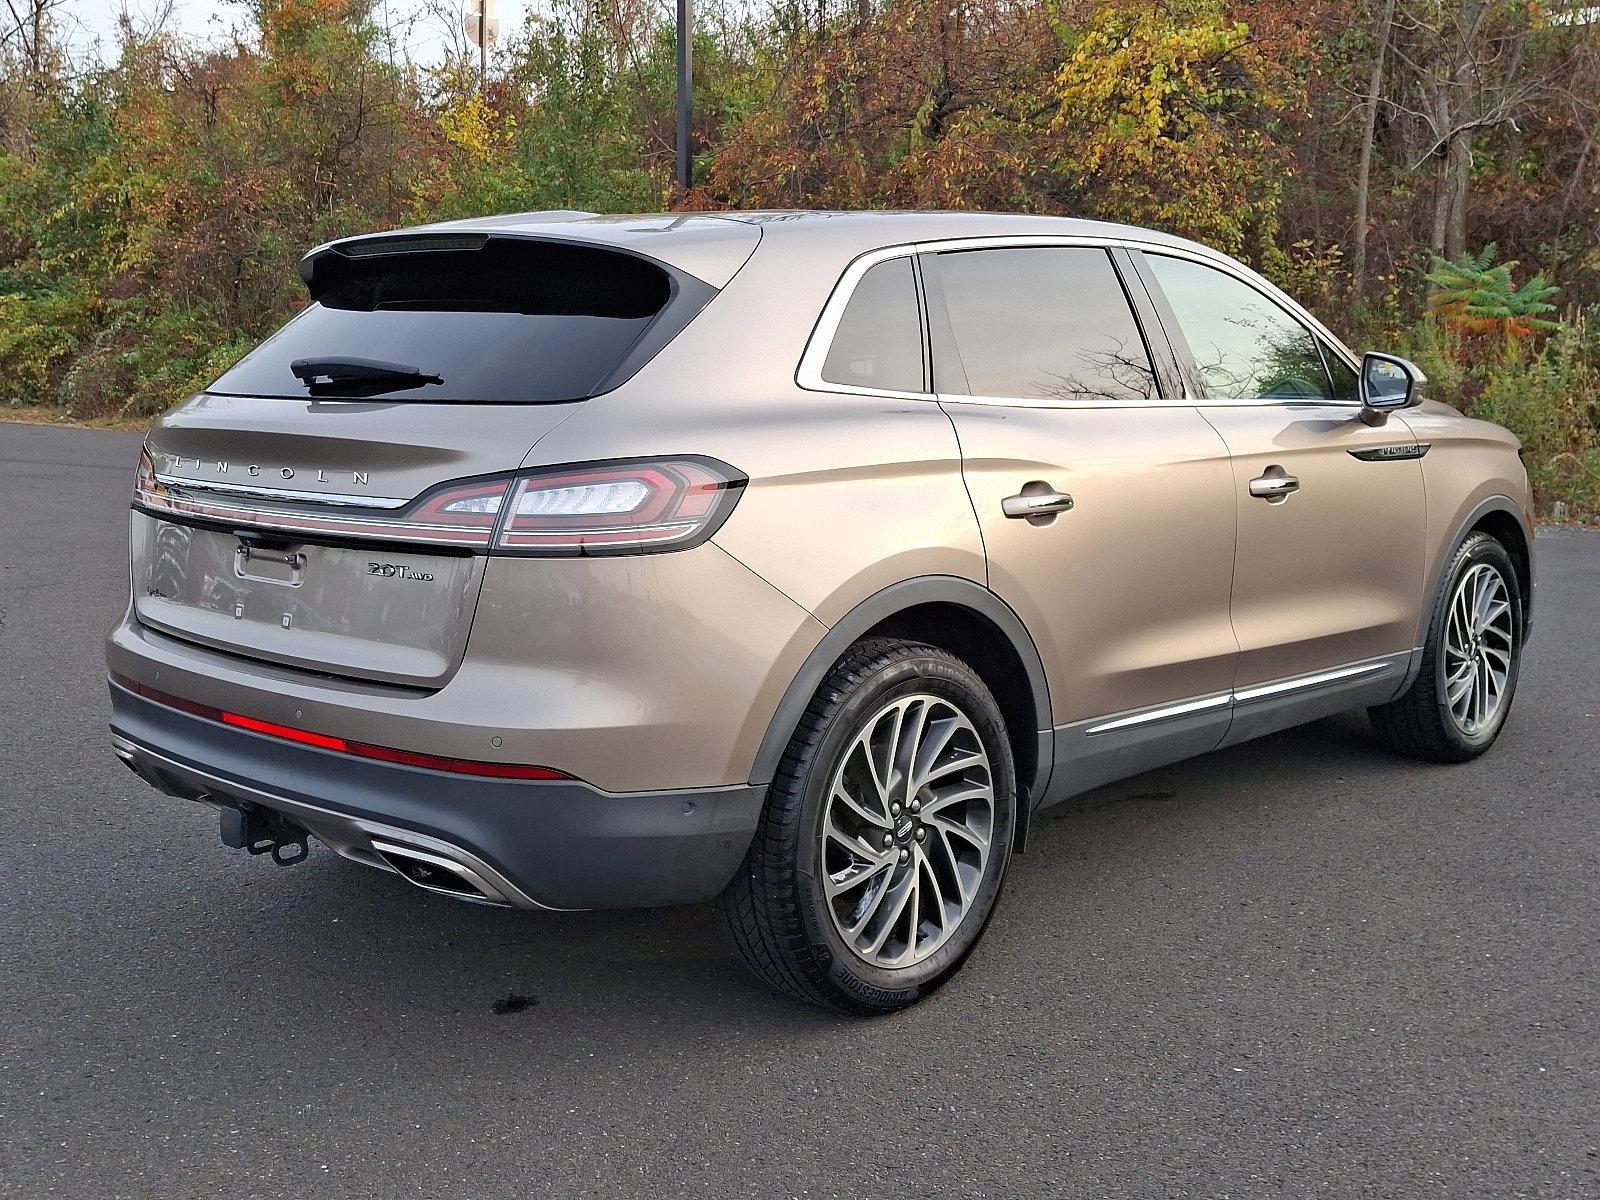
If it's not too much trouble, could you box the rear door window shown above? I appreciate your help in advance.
[210,238,699,403]
[1145,254,1334,402]
[932,247,1158,402]
[820,257,925,392]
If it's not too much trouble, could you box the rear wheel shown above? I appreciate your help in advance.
[720,638,1016,1013]
[1369,531,1523,762]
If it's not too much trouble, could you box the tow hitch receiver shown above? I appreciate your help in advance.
[218,800,310,866]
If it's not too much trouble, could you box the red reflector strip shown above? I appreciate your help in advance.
[347,742,568,779]
[112,674,570,782]
[221,711,346,751]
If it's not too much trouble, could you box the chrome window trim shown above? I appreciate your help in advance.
[794,245,931,402]
[155,473,411,510]
[795,233,1364,410]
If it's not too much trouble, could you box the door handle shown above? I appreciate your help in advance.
[1002,488,1075,522]
[1248,470,1299,502]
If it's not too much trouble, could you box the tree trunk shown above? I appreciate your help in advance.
[1444,127,1473,260]
[1428,87,1452,257]
[1352,0,1397,298]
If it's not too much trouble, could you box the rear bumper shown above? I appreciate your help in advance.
[110,681,763,910]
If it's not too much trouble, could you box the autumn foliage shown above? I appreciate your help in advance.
[1,0,1597,509]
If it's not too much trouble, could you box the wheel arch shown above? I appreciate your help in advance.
[1421,495,1534,649]
[748,576,1053,848]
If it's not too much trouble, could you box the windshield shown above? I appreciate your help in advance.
[210,238,686,403]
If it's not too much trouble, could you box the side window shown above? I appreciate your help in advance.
[1319,339,1360,403]
[1146,254,1333,402]
[820,257,925,392]
[933,247,1157,402]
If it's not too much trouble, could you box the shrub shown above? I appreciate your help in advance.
[1472,310,1600,518]
[0,285,97,407]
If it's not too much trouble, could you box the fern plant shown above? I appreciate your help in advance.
[1426,244,1562,353]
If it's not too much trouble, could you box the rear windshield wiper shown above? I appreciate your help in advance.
[290,357,443,392]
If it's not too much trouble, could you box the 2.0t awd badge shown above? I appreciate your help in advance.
[367,562,435,582]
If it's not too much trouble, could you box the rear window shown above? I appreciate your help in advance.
[821,257,925,392]
[211,238,693,403]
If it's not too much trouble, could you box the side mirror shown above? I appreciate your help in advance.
[1360,352,1425,426]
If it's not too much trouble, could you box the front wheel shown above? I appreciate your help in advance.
[719,638,1017,1013]
[1369,531,1524,762]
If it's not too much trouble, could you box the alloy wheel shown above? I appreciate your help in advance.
[820,694,995,969]
[1443,562,1515,736]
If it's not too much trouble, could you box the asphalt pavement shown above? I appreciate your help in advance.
[1,420,1595,1199]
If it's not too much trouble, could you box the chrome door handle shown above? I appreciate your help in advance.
[1002,489,1075,520]
[1248,471,1299,501]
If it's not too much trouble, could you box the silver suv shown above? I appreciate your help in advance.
[109,211,1533,1012]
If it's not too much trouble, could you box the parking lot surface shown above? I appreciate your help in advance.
[1,421,1595,1198]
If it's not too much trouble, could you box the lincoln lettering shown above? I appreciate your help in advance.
[163,455,369,486]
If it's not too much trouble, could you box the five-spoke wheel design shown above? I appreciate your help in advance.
[1443,562,1515,736]
[821,694,994,969]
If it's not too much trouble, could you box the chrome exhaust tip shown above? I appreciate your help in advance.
[369,840,512,906]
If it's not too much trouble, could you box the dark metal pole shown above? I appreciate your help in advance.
[676,0,693,194]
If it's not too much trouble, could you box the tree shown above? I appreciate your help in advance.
[1,0,64,83]
[1352,0,1398,295]
[1389,0,1550,259]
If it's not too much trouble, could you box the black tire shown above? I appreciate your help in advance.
[1368,531,1524,763]
[719,637,1017,1014]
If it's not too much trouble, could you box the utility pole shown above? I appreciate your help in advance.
[464,0,497,92]
[676,0,693,194]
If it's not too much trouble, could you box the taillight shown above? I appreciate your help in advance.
[132,451,743,556]
[496,459,742,554]
[133,447,162,504]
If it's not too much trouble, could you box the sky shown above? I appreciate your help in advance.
[59,0,541,65]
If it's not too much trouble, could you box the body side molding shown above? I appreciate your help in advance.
[1046,651,1416,808]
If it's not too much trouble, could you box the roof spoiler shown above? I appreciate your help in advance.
[298,212,602,294]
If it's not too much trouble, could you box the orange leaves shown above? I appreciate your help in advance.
[702,0,1062,211]
[694,0,1307,249]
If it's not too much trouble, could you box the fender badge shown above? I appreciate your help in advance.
[1349,443,1431,461]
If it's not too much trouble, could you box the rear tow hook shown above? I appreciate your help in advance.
[216,800,310,866]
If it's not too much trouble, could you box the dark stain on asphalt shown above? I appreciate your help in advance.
[492,991,538,1015]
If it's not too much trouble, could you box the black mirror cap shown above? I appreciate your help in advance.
[1361,352,1426,414]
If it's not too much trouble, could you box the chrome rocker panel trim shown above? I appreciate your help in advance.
[1045,651,1419,807]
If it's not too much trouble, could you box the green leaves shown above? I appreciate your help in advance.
[1426,243,1562,341]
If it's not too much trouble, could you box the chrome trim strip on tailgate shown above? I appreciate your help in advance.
[155,473,411,509]
[135,487,491,547]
